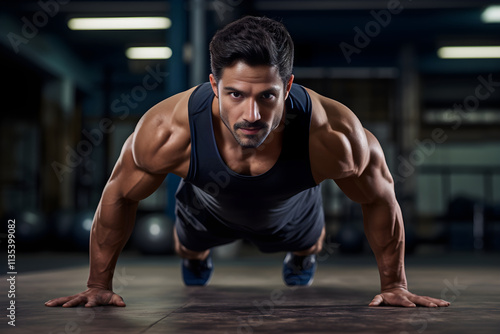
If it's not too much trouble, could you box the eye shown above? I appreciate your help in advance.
[261,92,275,100]
[230,92,242,98]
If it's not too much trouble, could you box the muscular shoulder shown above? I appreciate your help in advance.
[132,87,197,175]
[306,87,370,182]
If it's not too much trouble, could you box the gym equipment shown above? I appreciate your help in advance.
[133,213,174,255]
[11,211,47,249]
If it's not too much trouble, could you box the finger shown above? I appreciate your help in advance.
[396,296,416,308]
[437,299,451,307]
[410,295,451,308]
[369,294,384,306]
[426,298,450,307]
[84,299,99,308]
[45,296,74,307]
[84,293,126,307]
[382,293,416,307]
[406,294,436,307]
[84,294,107,307]
[110,294,126,307]
[62,296,87,307]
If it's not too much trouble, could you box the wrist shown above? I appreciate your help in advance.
[380,282,407,292]
[87,282,112,290]
[87,273,113,290]
[378,267,407,291]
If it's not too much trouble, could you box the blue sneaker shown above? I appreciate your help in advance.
[182,255,213,286]
[282,252,316,286]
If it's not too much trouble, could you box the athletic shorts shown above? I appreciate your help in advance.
[174,182,325,253]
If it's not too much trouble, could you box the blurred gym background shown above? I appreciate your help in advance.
[1,0,499,260]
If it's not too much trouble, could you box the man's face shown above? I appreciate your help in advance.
[210,61,293,149]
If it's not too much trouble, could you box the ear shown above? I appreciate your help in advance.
[209,74,218,98]
[284,74,294,100]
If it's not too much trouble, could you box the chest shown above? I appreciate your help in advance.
[216,140,282,176]
[220,151,279,176]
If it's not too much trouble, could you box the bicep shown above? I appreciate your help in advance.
[334,129,395,205]
[310,90,370,181]
[102,135,167,205]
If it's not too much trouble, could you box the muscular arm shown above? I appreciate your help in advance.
[87,135,167,291]
[46,90,191,307]
[334,130,408,294]
[45,135,167,307]
[336,132,449,307]
[309,89,449,307]
[87,87,193,290]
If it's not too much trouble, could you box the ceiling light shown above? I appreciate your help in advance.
[68,17,171,30]
[437,46,500,59]
[481,5,500,23]
[126,47,172,60]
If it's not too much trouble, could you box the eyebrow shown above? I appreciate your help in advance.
[222,86,280,94]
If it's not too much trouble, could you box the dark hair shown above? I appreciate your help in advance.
[209,16,294,85]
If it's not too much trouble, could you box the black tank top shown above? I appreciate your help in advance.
[184,82,321,233]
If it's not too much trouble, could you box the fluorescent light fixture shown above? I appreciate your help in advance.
[68,17,171,30]
[126,47,172,60]
[437,46,500,59]
[481,5,500,23]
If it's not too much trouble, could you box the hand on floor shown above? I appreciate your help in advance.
[45,288,126,308]
[369,288,450,308]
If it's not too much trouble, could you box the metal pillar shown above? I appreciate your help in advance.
[189,0,207,86]
[167,0,188,96]
[396,44,420,230]
[165,0,189,220]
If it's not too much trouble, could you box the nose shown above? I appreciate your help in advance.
[243,99,261,123]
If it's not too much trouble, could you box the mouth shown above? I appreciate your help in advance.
[239,127,263,135]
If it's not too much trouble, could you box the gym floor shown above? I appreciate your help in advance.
[2,251,499,334]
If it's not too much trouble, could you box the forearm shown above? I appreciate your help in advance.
[87,190,139,290]
[362,199,407,291]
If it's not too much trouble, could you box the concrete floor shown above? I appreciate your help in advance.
[2,252,499,334]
